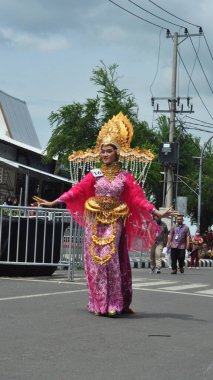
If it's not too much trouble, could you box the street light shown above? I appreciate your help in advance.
[195,135,213,230]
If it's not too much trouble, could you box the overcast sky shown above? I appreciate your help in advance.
[1,0,213,149]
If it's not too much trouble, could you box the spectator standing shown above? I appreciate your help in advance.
[192,230,203,245]
[189,241,200,269]
[150,215,169,274]
[167,214,190,274]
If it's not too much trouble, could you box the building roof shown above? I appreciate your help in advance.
[0,156,72,184]
[0,90,41,149]
[0,134,43,155]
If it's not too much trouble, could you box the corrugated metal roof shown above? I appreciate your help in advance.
[0,134,43,155]
[0,90,41,149]
[0,156,72,184]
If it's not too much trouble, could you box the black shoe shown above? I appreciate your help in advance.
[171,269,177,274]
[179,268,184,273]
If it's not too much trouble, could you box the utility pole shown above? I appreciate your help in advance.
[165,31,178,208]
[152,29,202,209]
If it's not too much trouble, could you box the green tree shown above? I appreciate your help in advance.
[44,62,139,172]
[44,98,100,171]
[90,61,138,126]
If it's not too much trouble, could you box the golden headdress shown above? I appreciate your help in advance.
[68,112,154,185]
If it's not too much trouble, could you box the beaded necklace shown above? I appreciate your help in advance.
[101,162,122,182]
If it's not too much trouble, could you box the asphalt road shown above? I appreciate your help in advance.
[0,267,213,380]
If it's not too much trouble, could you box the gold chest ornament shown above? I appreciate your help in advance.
[84,196,129,265]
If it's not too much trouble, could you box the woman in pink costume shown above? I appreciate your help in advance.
[40,113,173,317]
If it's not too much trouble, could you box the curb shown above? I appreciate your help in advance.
[130,258,213,269]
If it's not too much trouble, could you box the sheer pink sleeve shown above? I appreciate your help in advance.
[58,172,96,225]
[122,172,159,251]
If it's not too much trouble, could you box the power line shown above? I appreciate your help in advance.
[127,0,184,29]
[187,36,201,97]
[108,0,213,127]
[175,118,201,154]
[188,34,213,94]
[186,115,213,126]
[146,0,201,28]
[183,121,213,130]
[176,117,213,133]
[184,125,213,134]
[149,28,163,96]
[177,50,213,121]
[146,0,213,66]
[203,32,213,63]
[180,125,201,150]
[107,0,167,30]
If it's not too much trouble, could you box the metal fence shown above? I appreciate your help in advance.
[0,205,84,281]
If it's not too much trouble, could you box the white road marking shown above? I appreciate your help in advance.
[133,287,213,298]
[158,283,209,291]
[133,281,178,287]
[0,277,85,285]
[196,289,213,295]
[0,289,87,302]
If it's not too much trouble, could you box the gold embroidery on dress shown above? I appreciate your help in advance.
[84,196,129,265]
[100,163,122,182]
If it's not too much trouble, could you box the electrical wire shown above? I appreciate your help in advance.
[149,28,163,97]
[108,0,213,127]
[107,0,168,30]
[176,117,213,134]
[188,34,213,95]
[180,125,201,150]
[184,125,213,134]
[146,0,213,66]
[187,36,201,97]
[176,117,209,150]
[183,121,213,130]
[203,32,213,63]
[146,0,201,28]
[177,50,213,121]
[186,115,213,126]
[127,0,185,29]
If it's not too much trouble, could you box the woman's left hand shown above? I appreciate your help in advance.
[155,207,176,219]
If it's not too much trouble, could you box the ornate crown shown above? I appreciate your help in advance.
[68,112,154,185]
[96,112,133,151]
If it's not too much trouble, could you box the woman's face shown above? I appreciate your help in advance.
[100,145,117,165]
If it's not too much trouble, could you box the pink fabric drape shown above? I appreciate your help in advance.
[58,172,95,225]
[121,172,159,251]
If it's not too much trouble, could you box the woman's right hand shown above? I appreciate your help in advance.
[32,196,58,208]
[39,200,55,208]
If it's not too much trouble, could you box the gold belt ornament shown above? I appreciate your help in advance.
[85,196,129,224]
[84,196,129,265]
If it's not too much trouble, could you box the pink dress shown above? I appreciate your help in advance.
[58,170,157,314]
